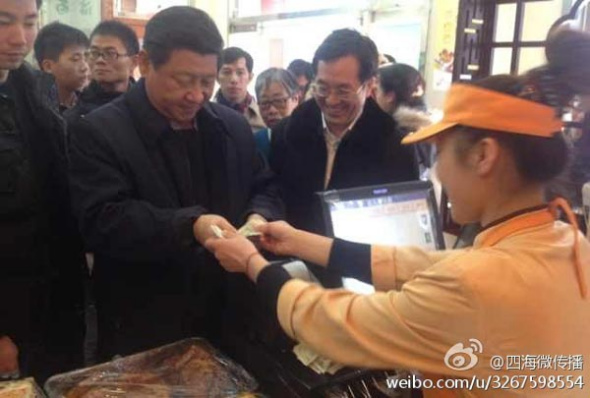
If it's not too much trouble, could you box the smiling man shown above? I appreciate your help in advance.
[68,6,282,361]
[0,0,86,382]
[270,29,419,286]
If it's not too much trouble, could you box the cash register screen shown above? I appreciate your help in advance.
[318,181,444,293]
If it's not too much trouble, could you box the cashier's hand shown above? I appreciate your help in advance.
[205,234,259,274]
[0,336,19,375]
[258,221,300,256]
[193,214,237,245]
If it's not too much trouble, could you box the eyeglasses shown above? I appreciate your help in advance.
[311,82,366,101]
[85,49,129,62]
[259,97,291,110]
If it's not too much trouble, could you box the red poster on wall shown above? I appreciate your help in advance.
[261,0,285,13]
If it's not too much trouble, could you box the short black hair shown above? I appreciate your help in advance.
[219,47,253,73]
[453,29,590,185]
[312,29,378,83]
[90,20,140,56]
[143,6,223,69]
[287,59,313,81]
[34,22,89,66]
[378,63,425,107]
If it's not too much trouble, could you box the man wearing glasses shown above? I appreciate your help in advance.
[271,29,419,286]
[253,67,300,160]
[65,20,138,123]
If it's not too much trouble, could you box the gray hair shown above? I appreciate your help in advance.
[255,67,299,100]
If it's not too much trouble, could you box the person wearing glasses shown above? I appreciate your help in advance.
[207,28,590,398]
[33,22,89,113]
[253,68,299,160]
[65,20,139,123]
[270,29,418,286]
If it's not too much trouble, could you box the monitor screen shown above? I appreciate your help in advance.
[319,181,444,250]
[318,181,444,294]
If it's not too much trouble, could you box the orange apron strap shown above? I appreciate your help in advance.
[549,198,587,299]
[479,199,587,299]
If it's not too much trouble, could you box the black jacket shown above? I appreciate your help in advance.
[64,79,130,124]
[270,98,418,287]
[0,63,85,380]
[271,98,418,236]
[68,79,283,359]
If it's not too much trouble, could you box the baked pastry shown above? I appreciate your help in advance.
[61,341,256,397]
[65,373,168,398]
[66,384,169,398]
[0,379,36,398]
[163,346,243,396]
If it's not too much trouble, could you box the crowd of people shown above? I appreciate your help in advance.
[0,1,589,397]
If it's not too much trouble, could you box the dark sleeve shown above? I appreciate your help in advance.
[240,118,285,222]
[269,117,288,176]
[68,118,207,262]
[327,239,373,283]
[63,104,81,127]
[390,126,420,182]
[256,264,292,316]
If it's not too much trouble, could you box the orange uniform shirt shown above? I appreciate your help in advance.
[276,208,590,397]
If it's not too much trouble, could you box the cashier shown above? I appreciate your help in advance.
[206,28,590,397]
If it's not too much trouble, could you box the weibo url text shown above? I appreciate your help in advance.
[386,374,585,391]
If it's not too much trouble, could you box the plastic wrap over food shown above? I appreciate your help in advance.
[44,338,259,397]
[0,378,46,398]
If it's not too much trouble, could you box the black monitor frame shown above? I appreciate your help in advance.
[317,180,446,250]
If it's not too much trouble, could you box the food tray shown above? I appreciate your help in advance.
[44,338,258,397]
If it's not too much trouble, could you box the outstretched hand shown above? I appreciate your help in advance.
[193,214,237,245]
[257,221,300,256]
[205,233,260,274]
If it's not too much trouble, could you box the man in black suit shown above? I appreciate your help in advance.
[68,6,282,361]
[271,29,418,286]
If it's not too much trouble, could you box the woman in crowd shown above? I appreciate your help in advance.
[206,28,590,397]
[253,68,300,160]
[374,63,433,176]
[374,63,426,116]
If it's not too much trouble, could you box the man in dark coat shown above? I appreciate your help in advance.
[68,6,282,362]
[64,20,139,123]
[271,29,418,286]
[0,0,85,382]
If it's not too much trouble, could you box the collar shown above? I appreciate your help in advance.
[321,107,363,143]
[215,90,254,114]
[479,204,548,232]
[474,207,554,249]
[473,198,587,299]
[126,78,220,147]
[81,79,132,102]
